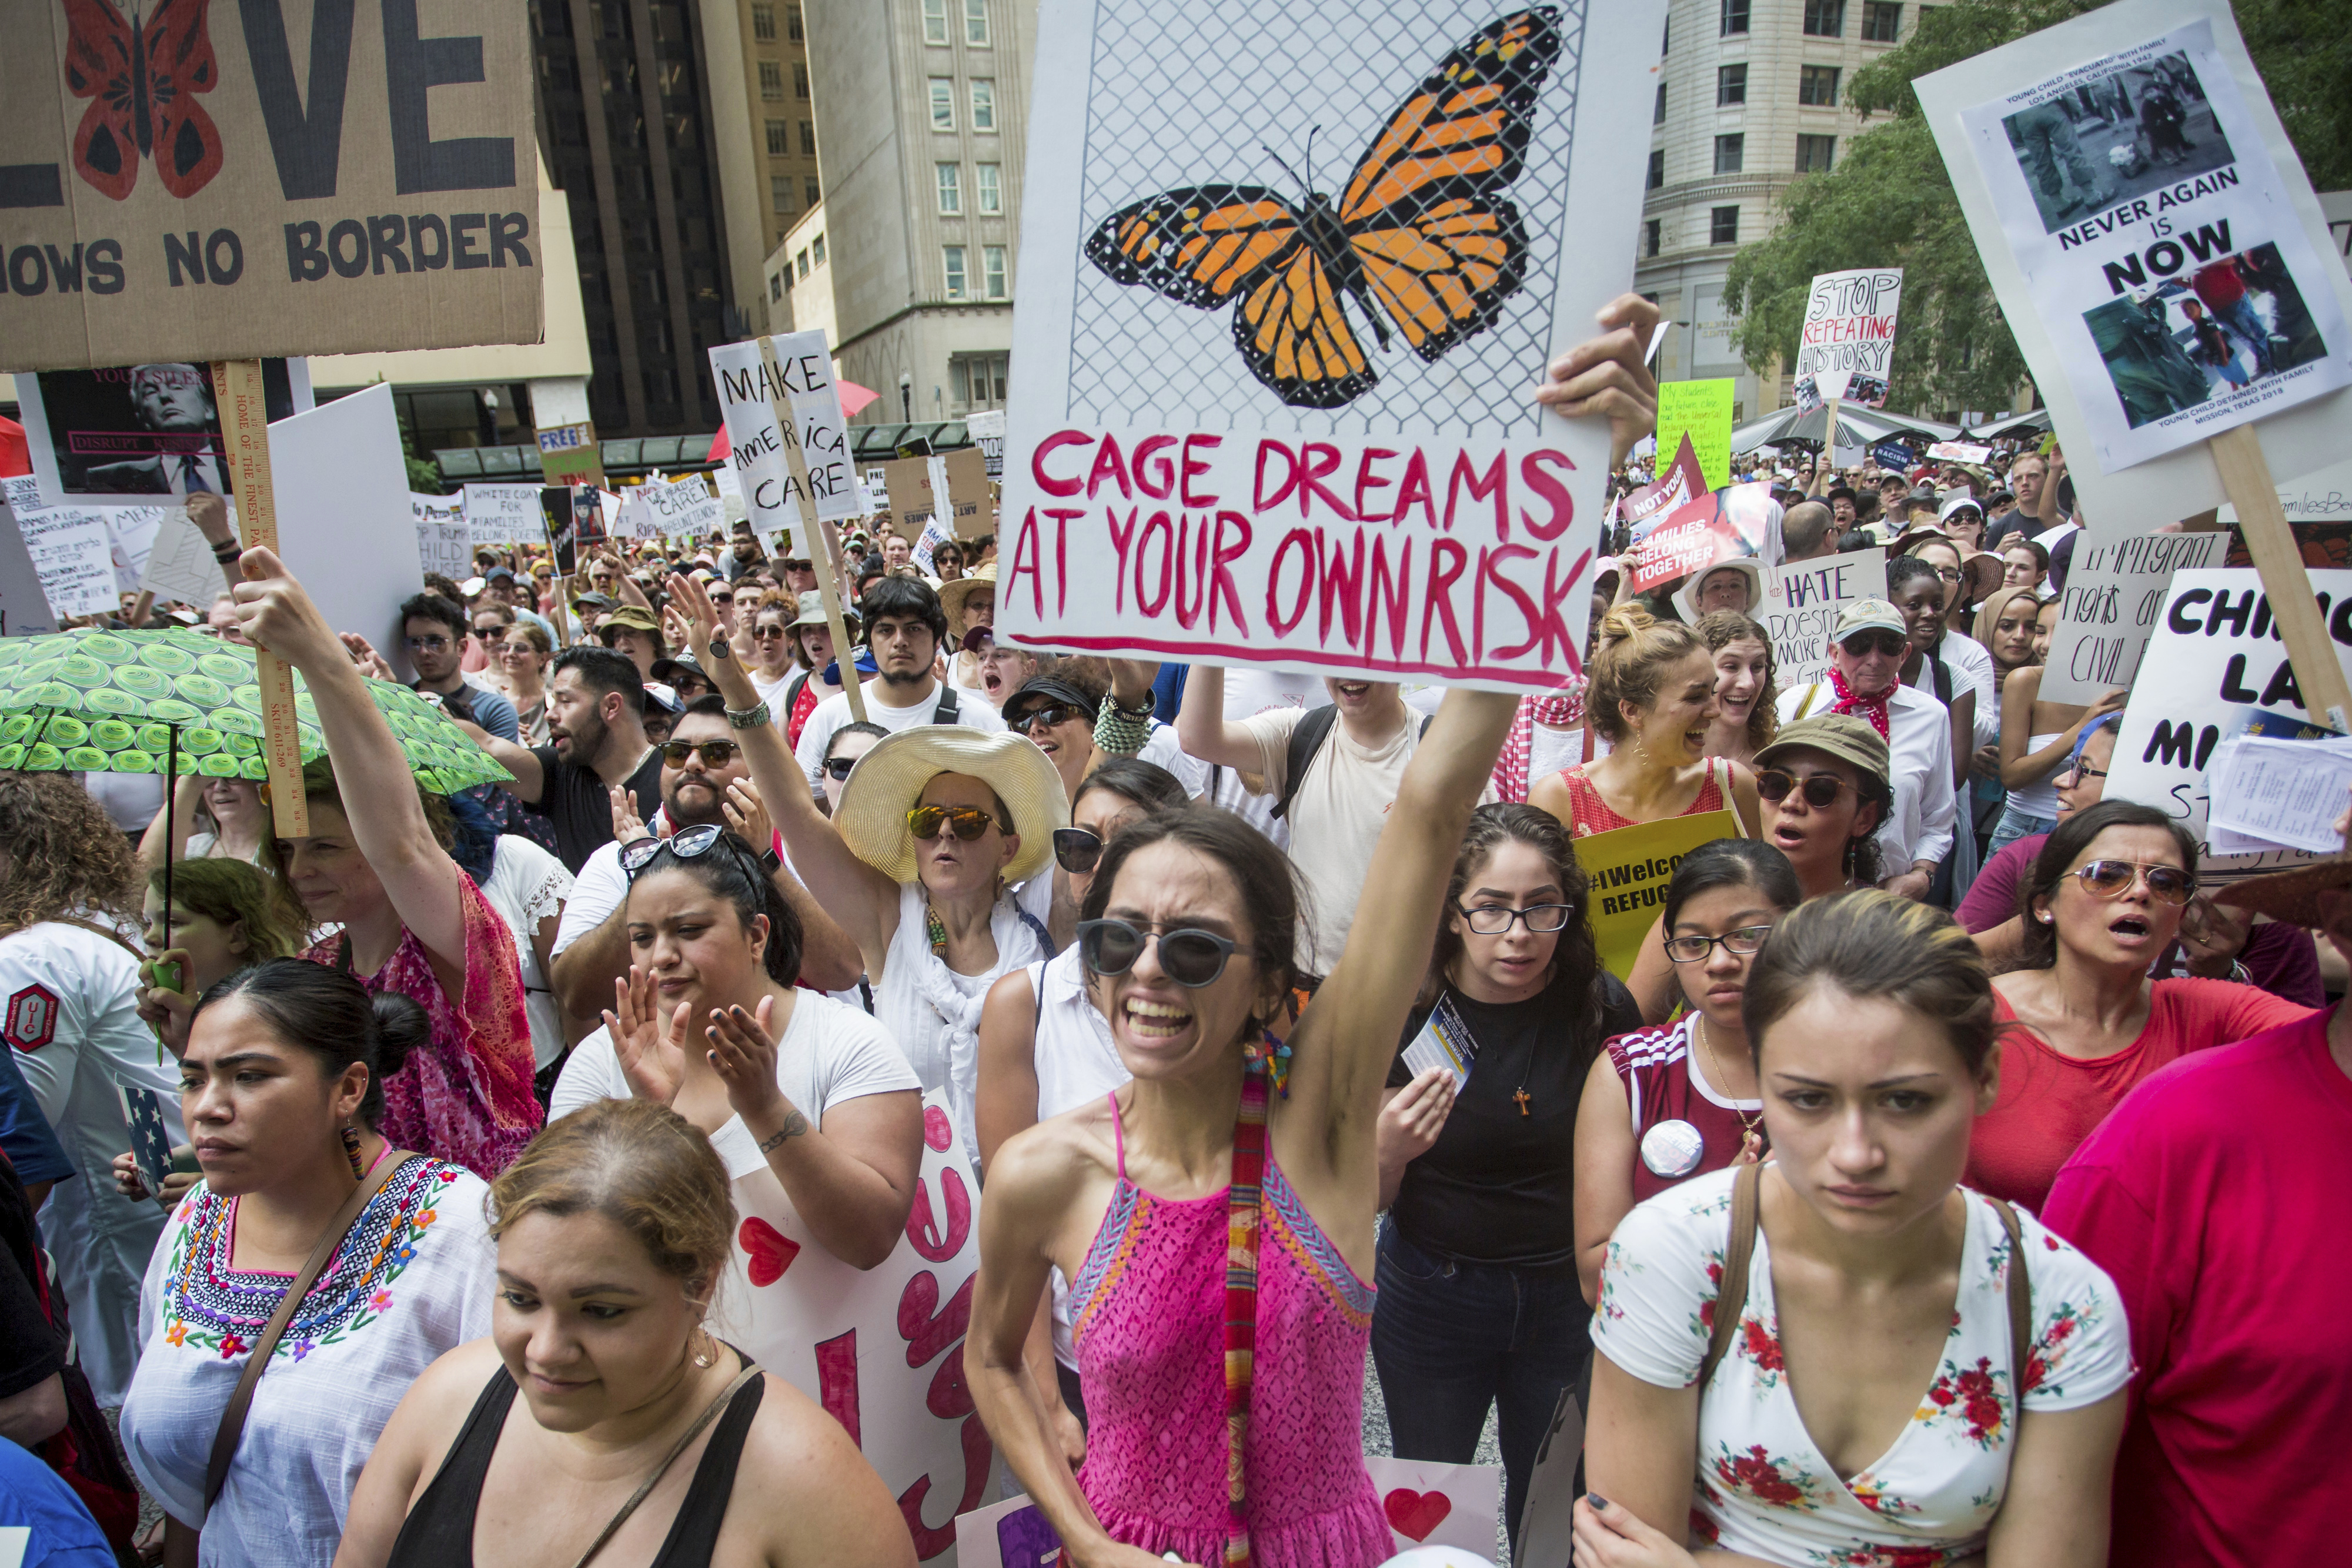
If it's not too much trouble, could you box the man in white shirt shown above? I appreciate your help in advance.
[793,576,1004,791]
[1777,599,1955,901]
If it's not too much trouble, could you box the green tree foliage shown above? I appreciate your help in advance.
[1721,0,2350,417]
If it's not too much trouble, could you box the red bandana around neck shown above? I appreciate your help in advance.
[1827,665,1892,739]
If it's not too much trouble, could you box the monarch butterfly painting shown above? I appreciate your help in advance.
[1084,8,1563,410]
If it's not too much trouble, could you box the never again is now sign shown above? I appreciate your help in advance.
[0,0,540,369]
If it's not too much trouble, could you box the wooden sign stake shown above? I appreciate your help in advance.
[209,359,309,837]
[2209,424,2351,734]
[755,336,866,724]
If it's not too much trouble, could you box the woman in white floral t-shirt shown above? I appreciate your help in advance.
[1581,891,2132,1568]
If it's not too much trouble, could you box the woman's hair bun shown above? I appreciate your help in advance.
[369,992,430,1081]
[1595,603,1656,650]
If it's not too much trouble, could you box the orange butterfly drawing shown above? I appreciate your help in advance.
[1085,8,1563,410]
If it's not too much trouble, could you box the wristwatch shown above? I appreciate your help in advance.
[757,844,783,875]
[725,700,771,730]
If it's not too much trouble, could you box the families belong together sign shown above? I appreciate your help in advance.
[1000,1,1663,693]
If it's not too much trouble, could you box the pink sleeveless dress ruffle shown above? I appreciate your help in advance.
[1067,1095,1390,1568]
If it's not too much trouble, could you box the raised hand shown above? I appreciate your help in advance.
[1534,292,1663,470]
[703,996,785,1123]
[340,631,395,681]
[604,967,690,1104]
[721,778,775,855]
[611,785,651,845]
[230,546,345,670]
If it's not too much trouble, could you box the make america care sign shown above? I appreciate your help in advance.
[0,1,539,369]
[998,0,1663,693]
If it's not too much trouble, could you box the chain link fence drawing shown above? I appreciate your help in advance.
[1063,1,1589,443]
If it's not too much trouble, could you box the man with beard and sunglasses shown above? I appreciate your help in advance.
[547,697,864,1029]
[792,576,1004,793]
[459,647,666,874]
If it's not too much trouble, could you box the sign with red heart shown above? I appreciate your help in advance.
[1361,1456,1501,1557]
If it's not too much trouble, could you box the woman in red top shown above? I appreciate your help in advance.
[1572,840,1800,1303]
[1529,606,1759,839]
[1966,799,2312,1211]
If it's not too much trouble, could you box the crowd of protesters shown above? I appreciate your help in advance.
[0,293,2343,1568]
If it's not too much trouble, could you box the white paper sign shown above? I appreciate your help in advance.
[708,332,861,539]
[101,504,171,594]
[1792,268,1903,410]
[2206,733,2352,853]
[16,507,118,617]
[270,385,430,683]
[1761,549,1889,691]
[965,407,1006,479]
[997,0,1662,694]
[2215,451,2352,523]
[463,483,543,547]
[623,476,725,541]
[139,509,230,610]
[2040,524,2228,700]
[707,1094,997,1565]
[1919,0,2352,498]
[910,516,957,576]
[0,506,62,636]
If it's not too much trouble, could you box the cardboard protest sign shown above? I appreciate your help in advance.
[0,505,64,634]
[1656,379,1736,492]
[621,476,723,541]
[709,1095,997,1565]
[1918,0,2352,526]
[2105,567,2352,883]
[1792,269,1903,411]
[999,1,1664,694]
[536,422,603,487]
[939,448,990,539]
[12,362,312,506]
[139,507,229,610]
[880,456,937,541]
[2040,523,2227,701]
[269,385,429,681]
[1582,810,1743,978]
[463,483,541,547]
[1762,549,1888,691]
[1619,434,1709,542]
[709,333,860,536]
[1629,482,1776,595]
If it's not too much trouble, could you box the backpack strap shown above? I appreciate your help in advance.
[1793,683,1823,721]
[1984,1195,2034,1406]
[1698,1161,1763,1392]
[1272,704,1340,820]
[1013,902,1058,958]
[933,683,961,724]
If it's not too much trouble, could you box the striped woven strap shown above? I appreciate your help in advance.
[1222,1061,1271,1568]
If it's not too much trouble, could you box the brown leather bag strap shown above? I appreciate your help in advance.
[203,1151,419,1513]
[1984,1195,2034,1404]
[1698,1161,1763,1391]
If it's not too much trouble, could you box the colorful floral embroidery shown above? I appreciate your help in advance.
[1740,1314,1786,1389]
[1918,1356,2010,1447]
[1848,1477,1923,1519]
[1710,1443,1824,1511]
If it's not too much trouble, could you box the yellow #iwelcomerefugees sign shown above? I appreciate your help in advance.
[1579,810,1743,980]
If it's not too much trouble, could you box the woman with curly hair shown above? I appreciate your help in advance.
[0,772,186,1404]
[1698,610,1778,768]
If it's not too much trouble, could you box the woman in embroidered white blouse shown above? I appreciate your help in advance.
[1579,891,2132,1568]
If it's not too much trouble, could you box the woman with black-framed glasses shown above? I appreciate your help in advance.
[1369,803,1640,1551]
[1965,799,2313,1212]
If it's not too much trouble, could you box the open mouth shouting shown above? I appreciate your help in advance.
[1122,997,1194,1042]
[2107,912,2153,948]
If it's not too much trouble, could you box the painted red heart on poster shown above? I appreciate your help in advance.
[1382,1488,1453,1542]
[741,1216,801,1286]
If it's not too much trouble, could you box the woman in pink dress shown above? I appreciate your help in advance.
[235,549,542,1179]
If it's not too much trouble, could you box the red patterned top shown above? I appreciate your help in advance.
[303,874,542,1179]
[1551,757,1728,838]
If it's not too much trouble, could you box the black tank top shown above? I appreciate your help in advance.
[384,1358,767,1567]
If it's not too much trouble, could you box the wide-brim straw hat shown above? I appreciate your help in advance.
[2212,855,2352,930]
[938,562,997,638]
[834,726,1068,885]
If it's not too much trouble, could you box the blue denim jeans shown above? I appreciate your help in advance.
[1989,804,2060,857]
[1371,1223,1591,1552]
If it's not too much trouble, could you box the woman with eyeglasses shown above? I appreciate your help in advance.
[490,620,553,746]
[1987,646,2127,859]
[1370,804,1639,1550]
[1963,799,2313,1212]
[971,760,1191,1456]
[1575,840,1800,1303]
[819,722,889,818]
[745,596,803,712]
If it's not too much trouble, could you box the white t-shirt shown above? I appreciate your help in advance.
[551,988,919,1126]
[793,677,1007,790]
[477,837,574,1069]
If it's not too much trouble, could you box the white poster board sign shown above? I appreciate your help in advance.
[15,507,117,617]
[1917,0,2352,526]
[2215,451,2352,523]
[708,331,861,541]
[0,506,62,636]
[2040,524,2228,700]
[464,483,543,548]
[1792,268,1903,410]
[707,1094,997,1565]
[139,510,231,610]
[270,385,429,683]
[1761,549,1888,691]
[997,0,1662,694]
[622,476,726,541]
[965,407,1006,479]
[101,504,171,594]
[2106,566,2352,882]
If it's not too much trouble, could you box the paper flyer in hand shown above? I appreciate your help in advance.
[1399,992,1479,1090]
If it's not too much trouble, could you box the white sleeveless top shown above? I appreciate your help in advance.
[875,881,1046,1165]
[1025,944,1135,1370]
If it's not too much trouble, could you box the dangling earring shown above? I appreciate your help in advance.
[341,1119,365,1179]
[690,1320,718,1369]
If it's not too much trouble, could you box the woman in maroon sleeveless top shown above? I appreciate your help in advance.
[1573,841,1800,1303]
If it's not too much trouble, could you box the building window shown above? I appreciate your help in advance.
[793,61,808,98]
[936,162,962,213]
[1717,63,1747,105]
[765,119,790,155]
[1646,148,1665,189]
[788,4,801,41]
[944,245,968,299]
[953,352,1009,407]
[1653,82,1667,125]
[1720,0,1749,35]
[1796,133,1837,172]
[770,270,783,301]
[975,162,1002,213]
[804,174,821,206]
[796,248,810,279]
[771,175,794,213]
[983,244,1007,298]
[1799,65,1840,106]
[759,60,784,99]
[929,78,956,130]
[752,4,775,41]
[1710,205,1740,244]
[1713,133,1743,174]
[970,79,996,131]
[1662,15,1670,54]
[1644,218,1661,257]
[800,120,817,154]
[811,233,826,265]
[1803,0,1845,36]
[1862,1,1901,40]
[922,0,948,45]
[965,0,989,45]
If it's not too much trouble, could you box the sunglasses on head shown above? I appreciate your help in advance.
[619,821,756,882]
[2071,858,2196,905]
[908,804,1004,842]
[1010,703,1085,734]
[1077,918,1239,988]
[1755,768,1856,808]
[1053,827,1103,874]
[1840,630,1907,659]
[661,739,740,767]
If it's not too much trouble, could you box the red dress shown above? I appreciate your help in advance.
[303,874,543,1179]
[1551,757,1729,838]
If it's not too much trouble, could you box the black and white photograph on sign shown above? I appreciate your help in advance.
[1999,51,2234,235]
[2084,240,2330,427]
[12,360,315,507]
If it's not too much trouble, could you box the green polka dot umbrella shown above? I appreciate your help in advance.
[0,628,512,794]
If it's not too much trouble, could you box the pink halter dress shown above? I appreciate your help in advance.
[1067,1092,1391,1568]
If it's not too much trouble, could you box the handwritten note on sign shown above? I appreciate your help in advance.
[709,332,860,536]
[15,507,116,617]
[622,476,724,541]
[2040,525,2227,703]
[1762,549,1888,691]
